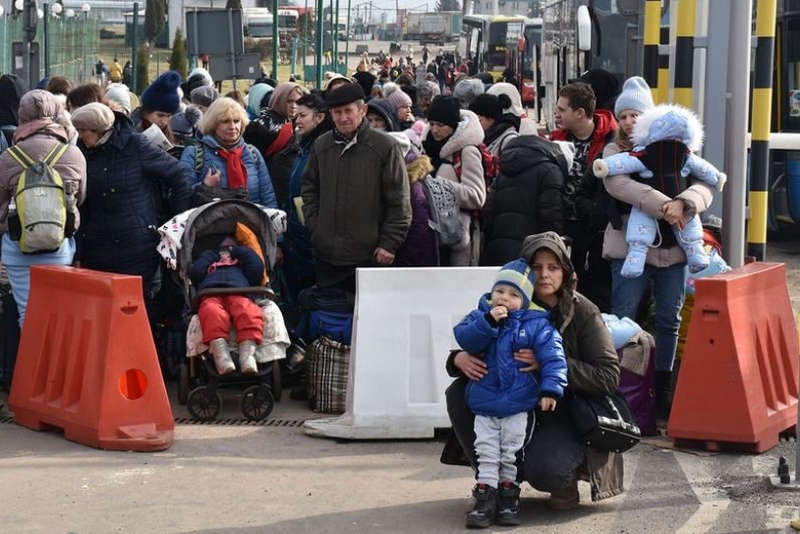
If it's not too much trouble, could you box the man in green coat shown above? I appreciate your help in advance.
[302,82,412,291]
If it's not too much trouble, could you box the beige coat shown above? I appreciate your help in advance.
[601,142,715,266]
[429,109,486,266]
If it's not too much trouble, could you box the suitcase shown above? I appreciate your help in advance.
[618,347,657,437]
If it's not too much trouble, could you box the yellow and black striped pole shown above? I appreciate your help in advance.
[747,0,778,260]
[658,26,669,104]
[643,0,661,102]
[674,0,696,108]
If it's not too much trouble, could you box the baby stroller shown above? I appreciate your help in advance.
[164,199,289,422]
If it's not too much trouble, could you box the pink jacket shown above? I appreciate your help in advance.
[600,142,714,268]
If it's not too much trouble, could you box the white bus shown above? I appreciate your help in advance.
[459,14,526,81]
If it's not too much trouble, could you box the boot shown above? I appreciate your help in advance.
[655,370,673,421]
[465,483,496,529]
[209,338,235,375]
[238,339,258,375]
[496,481,521,526]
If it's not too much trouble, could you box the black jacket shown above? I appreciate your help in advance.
[480,136,566,266]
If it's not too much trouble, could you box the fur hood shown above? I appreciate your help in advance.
[632,103,704,152]
[425,109,484,159]
[406,154,433,183]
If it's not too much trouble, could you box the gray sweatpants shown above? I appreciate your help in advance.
[474,412,531,488]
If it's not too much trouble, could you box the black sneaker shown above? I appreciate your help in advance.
[465,483,496,529]
[496,481,521,526]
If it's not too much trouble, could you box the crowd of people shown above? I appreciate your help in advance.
[0,48,718,527]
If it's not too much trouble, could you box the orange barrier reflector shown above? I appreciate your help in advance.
[8,266,174,451]
[668,262,799,452]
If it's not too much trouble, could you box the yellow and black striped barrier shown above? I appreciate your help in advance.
[644,0,661,102]
[747,0,778,260]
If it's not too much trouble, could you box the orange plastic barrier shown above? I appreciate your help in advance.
[668,262,799,452]
[8,266,174,451]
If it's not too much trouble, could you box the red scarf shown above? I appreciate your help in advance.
[216,146,247,190]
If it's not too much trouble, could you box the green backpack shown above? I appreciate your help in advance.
[6,143,72,253]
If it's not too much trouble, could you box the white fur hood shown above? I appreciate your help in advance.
[632,103,704,153]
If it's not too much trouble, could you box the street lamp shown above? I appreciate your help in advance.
[14,0,23,11]
[50,2,62,79]
[82,2,90,82]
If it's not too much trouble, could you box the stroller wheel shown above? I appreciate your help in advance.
[241,385,274,421]
[187,386,222,422]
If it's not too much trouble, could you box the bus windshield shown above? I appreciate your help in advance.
[523,24,541,78]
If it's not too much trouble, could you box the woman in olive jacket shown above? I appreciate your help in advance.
[443,231,623,508]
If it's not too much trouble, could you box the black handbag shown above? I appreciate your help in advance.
[568,390,641,453]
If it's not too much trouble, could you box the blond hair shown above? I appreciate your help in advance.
[200,97,249,136]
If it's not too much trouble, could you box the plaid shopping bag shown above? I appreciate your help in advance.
[306,336,350,414]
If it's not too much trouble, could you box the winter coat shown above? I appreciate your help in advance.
[481,136,567,266]
[0,74,27,128]
[0,99,87,235]
[189,245,264,291]
[243,108,290,159]
[77,113,192,278]
[424,109,486,266]
[393,156,438,267]
[455,295,567,418]
[267,137,299,209]
[301,119,412,265]
[601,142,715,267]
[180,134,278,209]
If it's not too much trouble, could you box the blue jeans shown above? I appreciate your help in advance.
[611,259,686,372]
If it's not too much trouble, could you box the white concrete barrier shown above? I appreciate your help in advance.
[303,267,497,439]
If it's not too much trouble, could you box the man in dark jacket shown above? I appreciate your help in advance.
[481,137,571,266]
[301,83,412,291]
[550,82,618,312]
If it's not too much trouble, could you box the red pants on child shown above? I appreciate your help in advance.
[198,295,263,345]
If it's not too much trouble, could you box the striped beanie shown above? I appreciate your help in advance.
[493,258,536,309]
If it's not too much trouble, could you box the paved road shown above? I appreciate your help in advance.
[1,240,799,533]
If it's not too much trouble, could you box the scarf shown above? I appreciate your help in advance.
[216,146,247,189]
[422,132,450,174]
[483,114,521,147]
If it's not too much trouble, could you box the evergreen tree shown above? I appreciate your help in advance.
[225,0,242,9]
[169,28,188,80]
[436,0,460,11]
[136,44,150,95]
[144,0,166,46]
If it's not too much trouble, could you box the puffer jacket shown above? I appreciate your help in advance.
[180,134,278,208]
[0,91,87,235]
[394,155,438,267]
[78,113,192,277]
[301,119,411,265]
[600,142,715,267]
[481,136,566,266]
[189,245,264,290]
[455,294,567,418]
[425,109,486,266]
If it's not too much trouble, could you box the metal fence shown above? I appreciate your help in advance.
[0,15,101,85]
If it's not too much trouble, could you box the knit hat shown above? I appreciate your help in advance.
[469,93,511,121]
[326,82,366,108]
[246,83,273,117]
[552,140,576,172]
[190,85,219,108]
[492,258,536,309]
[71,102,115,132]
[323,72,348,91]
[169,105,202,138]
[426,96,461,129]
[141,71,182,114]
[452,78,485,109]
[104,83,132,115]
[353,71,377,98]
[614,76,654,118]
[186,67,213,90]
[385,85,412,111]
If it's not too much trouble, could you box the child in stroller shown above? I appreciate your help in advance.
[189,235,265,375]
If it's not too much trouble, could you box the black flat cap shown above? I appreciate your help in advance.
[325,82,366,108]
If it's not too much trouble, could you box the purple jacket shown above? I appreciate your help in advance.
[394,157,438,267]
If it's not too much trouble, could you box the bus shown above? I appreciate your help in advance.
[243,8,300,39]
[460,14,526,81]
[539,0,642,130]
[505,18,542,115]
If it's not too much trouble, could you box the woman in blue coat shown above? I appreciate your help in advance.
[71,103,192,322]
[180,97,278,209]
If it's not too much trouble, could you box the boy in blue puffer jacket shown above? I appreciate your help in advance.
[454,258,567,528]
[189,236,265,376]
